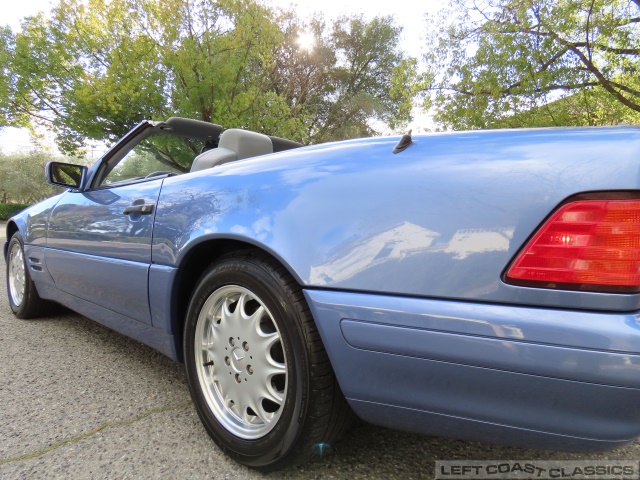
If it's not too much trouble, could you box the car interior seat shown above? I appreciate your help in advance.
[190,129,273,172]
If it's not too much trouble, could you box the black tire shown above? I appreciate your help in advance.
[6,233,50,319]
[184,251,353,470]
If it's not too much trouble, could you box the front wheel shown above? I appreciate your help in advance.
[6,233,50,318]
[184,252,352,470]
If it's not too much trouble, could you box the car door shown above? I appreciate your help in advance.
[45,124,188,324]
[46,180,163,324]
[43,118,220,324]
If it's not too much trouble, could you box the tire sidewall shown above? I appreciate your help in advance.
[184,256,310,468]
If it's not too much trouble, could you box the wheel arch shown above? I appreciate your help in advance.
[4,221,19,259]
[170,237,307,362]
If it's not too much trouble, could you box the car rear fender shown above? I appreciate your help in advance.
[149,235,302,362]
[153,128,640,314]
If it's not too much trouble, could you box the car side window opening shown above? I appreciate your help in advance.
[97,135,201,189]
[92,118,303,190]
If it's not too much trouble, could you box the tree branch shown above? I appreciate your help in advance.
[585,0,595,62]
[138,145,189,173]
[493,26,640,112]
[11,101,56,124]
[25,80,63,117]
[607,80,640,98]
[435,81,600,96]
[573,42,640,55]
[616,17,640,26]
[564,42,640,113]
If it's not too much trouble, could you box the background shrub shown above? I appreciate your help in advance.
[0,203,30,220]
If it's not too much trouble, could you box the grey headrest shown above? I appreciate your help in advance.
[190,129,273,172]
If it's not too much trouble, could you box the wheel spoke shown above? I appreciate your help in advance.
[201,346,220,366]
[237,293,249,319]
[264,361,286,376]
[241,405,256,425]
[258,331,280,352]
[249,399,271,425]
[248,305,265,332]
[207,303,222,326]
[200,346,211,362]
[222,296,234,321]
[263,382,284,405]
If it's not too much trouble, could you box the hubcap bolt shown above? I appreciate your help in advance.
[235,373,241,383]
[242,341,249,351]
[247,365,253,375]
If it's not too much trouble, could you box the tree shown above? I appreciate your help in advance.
[424,0,640,129]
[0,151,64,204]
[1,0,421,162]
[263,13,337,141]
[1,0,286,167]
[264,12,423,143]
[307,15,420,142]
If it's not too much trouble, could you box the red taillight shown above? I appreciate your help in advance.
[504,196,640,293]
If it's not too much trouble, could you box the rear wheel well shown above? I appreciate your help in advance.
[172,239,302,362]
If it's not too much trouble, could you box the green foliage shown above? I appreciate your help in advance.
[0,203,29,220]
[424,0,640,129]
[1,0,421,156]
[105,138,186,183]
[0,151,65,204]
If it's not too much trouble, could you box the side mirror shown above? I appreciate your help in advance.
[46,162,87,189]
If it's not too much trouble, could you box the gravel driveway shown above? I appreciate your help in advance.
[1,223,639,479]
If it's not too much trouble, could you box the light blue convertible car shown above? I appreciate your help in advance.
[5,117,640,469]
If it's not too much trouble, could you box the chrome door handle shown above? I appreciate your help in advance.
[123,204,154,215]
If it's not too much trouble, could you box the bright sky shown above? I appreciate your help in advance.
[1,0,445,153]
